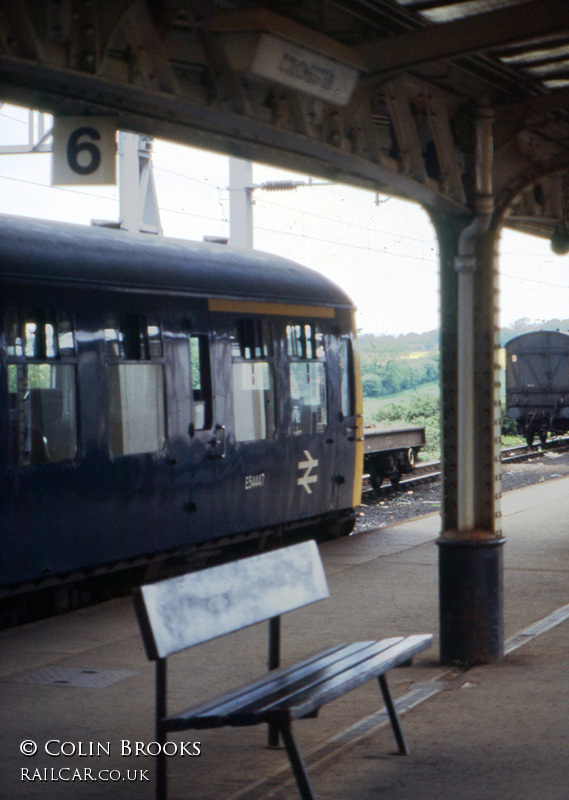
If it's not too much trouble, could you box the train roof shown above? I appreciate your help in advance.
[0,214,354,310]
[506,330,569,348]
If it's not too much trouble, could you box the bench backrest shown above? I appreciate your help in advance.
[134,540,329,660]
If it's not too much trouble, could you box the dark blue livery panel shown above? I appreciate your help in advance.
[0,215,364,593]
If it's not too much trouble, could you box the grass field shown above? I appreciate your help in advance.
[362,381,440,424]
[362,381,524,460]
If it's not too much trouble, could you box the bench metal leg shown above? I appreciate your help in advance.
[378,674,409,755]
[278,720,317,800]
[156,659,167,800]
[268,616,281,748]
[156,736,167,800]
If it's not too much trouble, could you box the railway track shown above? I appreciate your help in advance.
[362,435,569,500]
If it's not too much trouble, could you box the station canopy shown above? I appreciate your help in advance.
[2,1,569,240]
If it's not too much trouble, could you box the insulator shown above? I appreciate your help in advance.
[261,180,302,191]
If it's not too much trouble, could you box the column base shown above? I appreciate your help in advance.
[437,535,505,666]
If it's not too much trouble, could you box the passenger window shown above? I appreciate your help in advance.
[190,334,212,431]
[290,362,327,435]
[286,323,325,360]
[230,319,275,442]
[287,321,327,435]
[232,319,272,359]
[232,361,275,442]
[104,313,163,360]
[105,313,166,456]
[6,311,77,465]
[107,364,165,456]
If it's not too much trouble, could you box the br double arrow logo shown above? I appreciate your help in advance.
[297,450,318,494]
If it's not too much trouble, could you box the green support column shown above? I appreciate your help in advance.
[428,100,505,665]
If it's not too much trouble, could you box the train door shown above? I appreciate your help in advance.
[330,333,362,515]
[208,314,287,537]
[163,315,216,544]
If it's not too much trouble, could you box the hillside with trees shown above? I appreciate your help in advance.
[360,317,569,400]
[498,317,569,345]
[358,331,439,399]
[359,318,567,459]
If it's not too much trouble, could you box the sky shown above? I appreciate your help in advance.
[1,103,569,336]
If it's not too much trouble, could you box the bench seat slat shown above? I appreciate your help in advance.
[216,639,402,721]
[165,634,432,731]
[164,642,375,732]
[262,634,433,722]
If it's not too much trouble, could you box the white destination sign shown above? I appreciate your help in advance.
[251,34,358,106]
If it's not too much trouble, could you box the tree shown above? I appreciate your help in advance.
[362,374,382,397]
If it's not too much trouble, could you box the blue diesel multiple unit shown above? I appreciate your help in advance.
[0,215,364,594]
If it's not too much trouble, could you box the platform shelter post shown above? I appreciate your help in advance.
[429,100,505,665]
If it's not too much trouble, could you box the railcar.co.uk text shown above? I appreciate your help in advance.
[19,739,201,782]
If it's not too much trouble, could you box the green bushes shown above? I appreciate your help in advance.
[372,394,523,460]
[374,393,441,460]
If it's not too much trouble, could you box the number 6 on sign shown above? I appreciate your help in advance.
[52,117,117,185]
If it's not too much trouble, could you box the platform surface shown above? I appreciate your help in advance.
[1,477,568,800]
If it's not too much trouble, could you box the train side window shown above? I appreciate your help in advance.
[286,323,325,360]
[104,313,163,360]
[290,362,327,435]
[6,311,77,465]
[230,319,275,442]
[339,338,355,418]
[105,313,166,456]
[58,314,76,356]
[190,335,212,430]
[231,319,272,359]
[107,364,165,456]
[287,321,327,435]
[232,361,275,442]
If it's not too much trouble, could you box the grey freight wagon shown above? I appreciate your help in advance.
[505,330,569,445]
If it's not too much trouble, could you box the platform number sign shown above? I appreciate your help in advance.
[52,117,116,185]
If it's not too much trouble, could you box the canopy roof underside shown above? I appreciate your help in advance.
[3,1,569,238]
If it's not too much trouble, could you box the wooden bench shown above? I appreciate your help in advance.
[133,540,433,800]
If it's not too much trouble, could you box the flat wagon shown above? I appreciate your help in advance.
[363,425,426,488]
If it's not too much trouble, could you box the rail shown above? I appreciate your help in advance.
[362,435,569,499]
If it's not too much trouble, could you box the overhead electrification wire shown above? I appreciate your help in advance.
[253,222,439,263]
[0,172,117,200]
[501,271,569,290]
[153,164,224,190]
[2,168,567,276]
[255,195,435,244]
[0,110,35,126]
[2,142,565,278]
